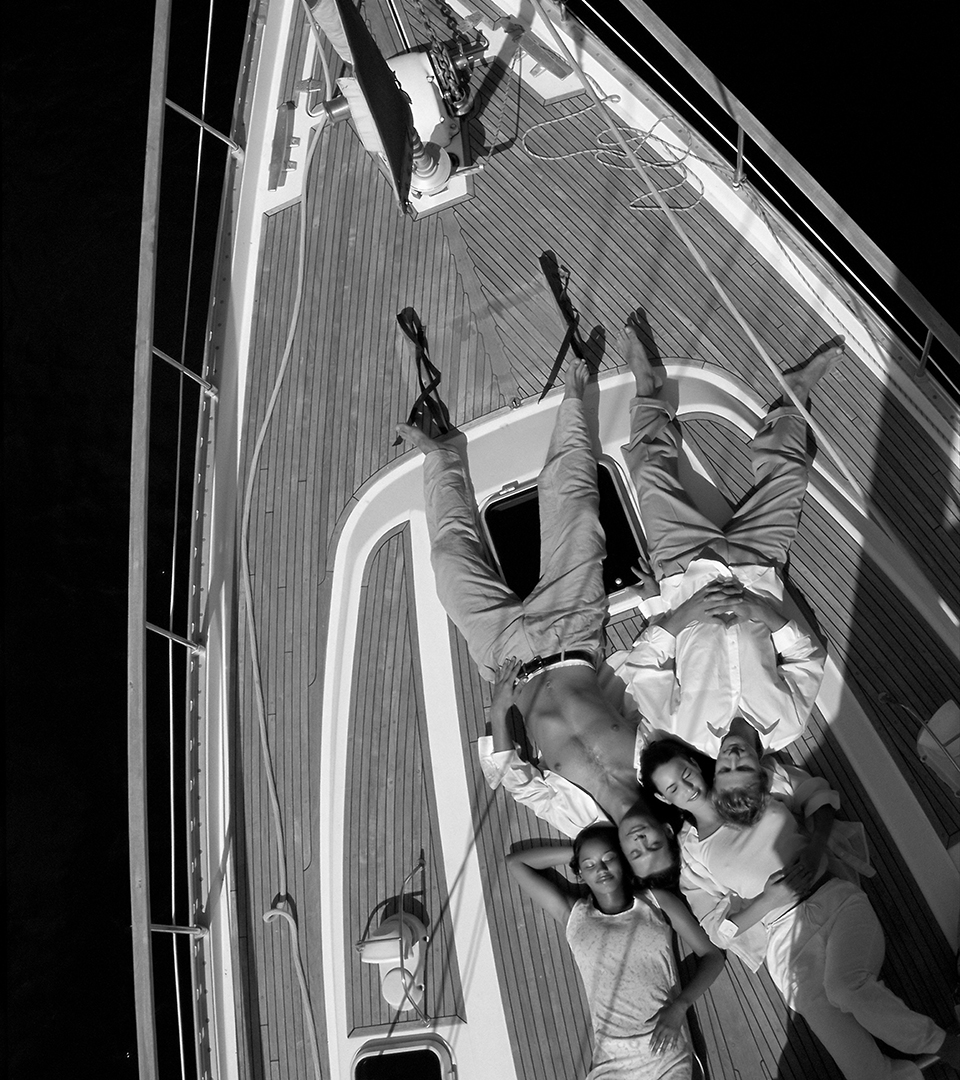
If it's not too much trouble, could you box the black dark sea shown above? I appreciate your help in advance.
[4,1,954,1075]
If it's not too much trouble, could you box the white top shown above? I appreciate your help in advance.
[610,557,826,758]
[678,762,871,970]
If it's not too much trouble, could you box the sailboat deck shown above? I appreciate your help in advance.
[231,1,959,1076]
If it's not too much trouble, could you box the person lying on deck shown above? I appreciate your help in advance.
[506,825,724,1080]
[610,321,835,774]
[397,359,671,877]
[635,738,960,1080]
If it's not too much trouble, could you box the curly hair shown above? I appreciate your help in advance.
[569,823,625,876]
[712,768,773,826]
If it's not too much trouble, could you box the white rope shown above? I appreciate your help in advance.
[529,0,887,529]
[239,115,327,1080]
[522,94,729,213]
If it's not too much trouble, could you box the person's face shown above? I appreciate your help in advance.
[617,810,674,879]
[576,837,627,898]
[651,755,708,811]
[714,730,762,794]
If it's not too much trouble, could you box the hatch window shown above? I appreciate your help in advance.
[353,1035,453,1079]
[481,458,644,600]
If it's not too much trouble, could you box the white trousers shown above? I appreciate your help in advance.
[765,879,944,1080]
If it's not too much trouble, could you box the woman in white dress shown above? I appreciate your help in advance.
[506,824,724,1079]
[639,738,959,1080]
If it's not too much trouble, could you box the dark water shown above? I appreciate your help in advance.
[4,0,953,1075]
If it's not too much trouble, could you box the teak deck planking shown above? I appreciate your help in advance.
[231,2,960,1077]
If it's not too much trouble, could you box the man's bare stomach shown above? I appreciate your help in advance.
[517,666,641,816]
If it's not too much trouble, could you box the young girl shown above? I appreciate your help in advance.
[640,739,959,1080]
[506,823,724,1079]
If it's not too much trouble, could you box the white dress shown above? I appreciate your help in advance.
[565,892,692,1080]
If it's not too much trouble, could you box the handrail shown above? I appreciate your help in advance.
[129,0,243,1074]
[577,0,959,367]
[128,0,173,1077]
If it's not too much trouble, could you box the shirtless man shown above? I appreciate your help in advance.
[398,360,673,879]
[611,322,838,771]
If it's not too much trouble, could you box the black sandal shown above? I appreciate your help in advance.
[393,306,453,445]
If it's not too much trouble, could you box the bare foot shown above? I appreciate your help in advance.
[395,422,444,454]
[563,358,589,400]
[782,339,845,402]
[623,314,663,397]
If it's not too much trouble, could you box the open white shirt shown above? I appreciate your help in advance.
[477,667,646,837]
[610,557,826,757]
[678,762,871,969]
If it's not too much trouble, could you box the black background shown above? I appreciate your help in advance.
[4,0,954,1073]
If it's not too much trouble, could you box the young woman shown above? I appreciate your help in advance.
[505,823,724,1079]
[639,739,959,1080]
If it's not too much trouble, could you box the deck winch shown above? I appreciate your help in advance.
[314,0,488,209]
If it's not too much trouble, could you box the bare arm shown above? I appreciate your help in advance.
[490,657,524,753]
[725,862,809,934]
[647,890,726,1054]
[505,845,577,926]
[784,804,835,891]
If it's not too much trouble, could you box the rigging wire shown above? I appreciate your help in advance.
[527,0,908,541]
[238,109,328,1080]
[165,1,220,1075]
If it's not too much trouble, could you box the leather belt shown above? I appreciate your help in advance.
[516,650,596,684]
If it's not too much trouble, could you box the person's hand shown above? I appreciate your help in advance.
[783,841,822,894]
[491,657,524,714]
[648,997,687,1055]
[663,578,744,634]
[762,861,809,907]
[630,561,660,600]
[721,588,787,631]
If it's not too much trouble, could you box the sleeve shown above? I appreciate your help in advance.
[476,736,608,838]
[608,626,681,727]
[678,840,767,971]
[764,619,826,748]
[769,761,840,817]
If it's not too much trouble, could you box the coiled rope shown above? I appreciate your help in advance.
[522,93,728,213]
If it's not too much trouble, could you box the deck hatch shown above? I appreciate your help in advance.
[480,457,645,601]
[353,1035,453,1078]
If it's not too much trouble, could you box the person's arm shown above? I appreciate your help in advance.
[489,657,524,752]
[504,845,577,926]
[785,803,835,891]
[647,890,725,1055]
[723,862,810,934]
[659,578,749,637]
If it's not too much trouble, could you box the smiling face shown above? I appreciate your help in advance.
[617,808,675,881]
[713,729,763,795]
[650,755,708,811]
[575,836,628,899]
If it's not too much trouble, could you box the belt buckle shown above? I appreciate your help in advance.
[518,655,545,684]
